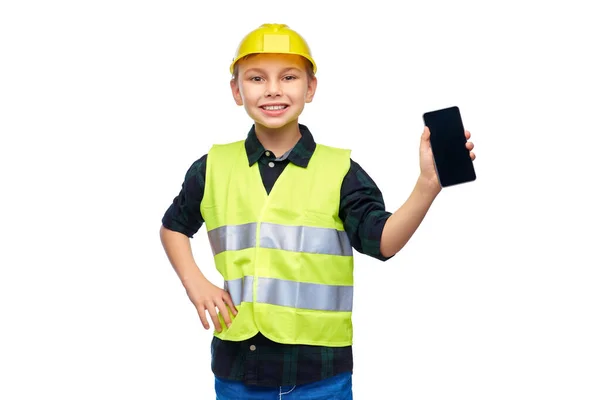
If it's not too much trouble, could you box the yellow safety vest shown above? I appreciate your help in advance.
[200,139,355,347]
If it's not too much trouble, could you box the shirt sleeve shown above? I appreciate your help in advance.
[161,154,207,238]
[339,159,394,261]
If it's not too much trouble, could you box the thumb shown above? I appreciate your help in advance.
[422,126,431,141]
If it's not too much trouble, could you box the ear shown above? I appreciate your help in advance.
[305,76,318,103]
[230,79,244,106]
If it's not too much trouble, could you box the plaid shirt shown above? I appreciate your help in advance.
[162,124,393,387]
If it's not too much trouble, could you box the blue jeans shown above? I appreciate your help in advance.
[215,372,353,399]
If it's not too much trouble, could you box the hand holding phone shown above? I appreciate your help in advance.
[423,106,476,188]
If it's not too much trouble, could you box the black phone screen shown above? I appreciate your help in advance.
[423,106,476,187]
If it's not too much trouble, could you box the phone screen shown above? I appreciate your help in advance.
[423,106,476,187]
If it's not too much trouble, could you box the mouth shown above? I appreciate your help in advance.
[259,104,289,117]
[260,104,289,111]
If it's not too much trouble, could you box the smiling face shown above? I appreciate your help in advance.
[230,53,317,132]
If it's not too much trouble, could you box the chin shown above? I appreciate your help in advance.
[257,120,293,129]
[253,116,299,130]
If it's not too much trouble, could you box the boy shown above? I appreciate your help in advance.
[160,23,476,399]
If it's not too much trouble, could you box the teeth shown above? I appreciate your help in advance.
[263,105,286,110]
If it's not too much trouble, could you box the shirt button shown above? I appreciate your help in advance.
[265,151,271,157]
[249,345,256,351]
[268,162,275,168]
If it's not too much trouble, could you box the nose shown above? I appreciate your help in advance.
[264,79,282,97]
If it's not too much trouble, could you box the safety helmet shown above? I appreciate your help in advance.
[229,24,317,75]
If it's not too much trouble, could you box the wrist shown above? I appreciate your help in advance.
[416,174,441,200]
[181,268,207,287]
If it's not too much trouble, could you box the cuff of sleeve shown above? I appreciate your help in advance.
[161,217,196,238]
[364,212,394,262]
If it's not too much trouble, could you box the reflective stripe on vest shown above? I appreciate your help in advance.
[223,276,254,305]
[224,276,353,312]
[207,222,352,256]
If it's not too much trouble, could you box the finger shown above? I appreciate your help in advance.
[470,152,476,160]
[223,292,238,316]
[465,141,474,151]
[196,306,210,330]
[206,302,223,332]
[465,130,471,139]
[215,300,233,328]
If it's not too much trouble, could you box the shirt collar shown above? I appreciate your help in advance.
[245,124,316,168]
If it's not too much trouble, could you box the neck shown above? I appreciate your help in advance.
[254,120,301,157]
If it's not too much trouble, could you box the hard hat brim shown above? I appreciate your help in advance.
[229,51,317,75]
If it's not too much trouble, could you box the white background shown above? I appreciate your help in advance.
[1,0,599,399]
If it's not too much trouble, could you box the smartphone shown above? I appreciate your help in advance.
[423,106,476,187]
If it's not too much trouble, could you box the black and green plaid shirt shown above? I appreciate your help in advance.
[162,124,393,387]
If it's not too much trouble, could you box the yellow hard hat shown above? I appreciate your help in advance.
[230,23,317,75]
